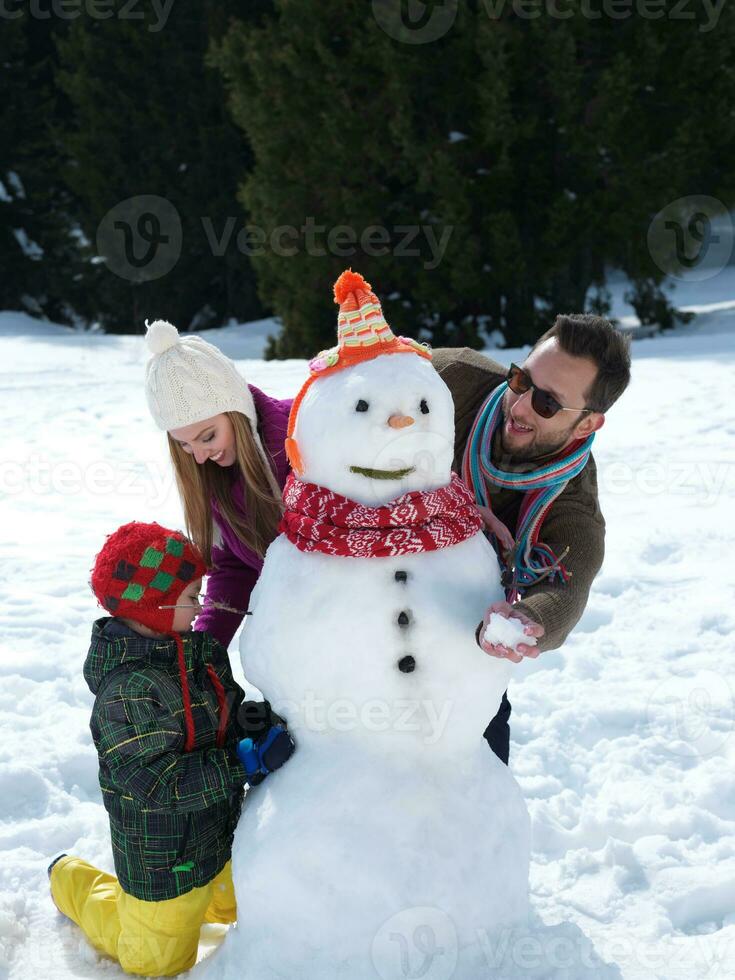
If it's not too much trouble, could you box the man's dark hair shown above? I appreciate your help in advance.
[533,313,632,414]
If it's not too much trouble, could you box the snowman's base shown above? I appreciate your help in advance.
[198,742,531,980]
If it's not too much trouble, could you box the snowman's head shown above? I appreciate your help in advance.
[285,270,456,506]
[294,354,454,505]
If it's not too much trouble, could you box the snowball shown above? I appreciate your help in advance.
[144,318,180,355]
[482,612,537,652]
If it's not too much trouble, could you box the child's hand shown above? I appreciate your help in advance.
[237,699,288,740]
[237,726,295,784]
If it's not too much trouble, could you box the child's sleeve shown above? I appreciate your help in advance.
[93,673,247,812]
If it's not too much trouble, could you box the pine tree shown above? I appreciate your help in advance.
[585,7,735,325]
[212,0,428,356]
[0,14,80,322]
[189,1,735,352]
[0,17,33,310]
[54,1,266,333]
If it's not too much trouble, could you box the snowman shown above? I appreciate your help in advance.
[202,271,532,980]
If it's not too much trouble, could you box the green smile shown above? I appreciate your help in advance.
[349,465,416,480]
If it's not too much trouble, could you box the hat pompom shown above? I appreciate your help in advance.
[145,319,180,355]
[333,269,372,305]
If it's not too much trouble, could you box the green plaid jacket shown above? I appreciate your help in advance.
[84,618,247,901]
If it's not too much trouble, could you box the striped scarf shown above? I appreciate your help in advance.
[461,382,595,602]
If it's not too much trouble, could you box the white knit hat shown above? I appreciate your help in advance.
[143,319,282,500]
[144,319,259,431]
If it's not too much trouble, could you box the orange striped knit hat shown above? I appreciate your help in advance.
[285,270,432,475]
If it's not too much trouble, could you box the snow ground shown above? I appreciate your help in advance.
[1,272,734,979]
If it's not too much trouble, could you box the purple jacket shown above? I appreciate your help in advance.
[195,384,292,648]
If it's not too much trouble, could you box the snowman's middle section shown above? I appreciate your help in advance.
[242,528,511,759]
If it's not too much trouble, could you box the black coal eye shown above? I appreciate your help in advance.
[420,399,430,415]
[356,399,369,413]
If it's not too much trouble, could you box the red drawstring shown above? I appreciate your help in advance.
[170,633,196,753]
[206,664,229,749]
[169,634,229,752]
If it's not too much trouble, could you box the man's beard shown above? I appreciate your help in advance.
[497,404,581,465]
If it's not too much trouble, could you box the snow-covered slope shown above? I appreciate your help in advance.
[1,291,733,979]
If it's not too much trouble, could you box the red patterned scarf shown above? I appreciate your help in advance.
[280,472,483,558]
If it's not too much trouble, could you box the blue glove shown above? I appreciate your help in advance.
[237,725,295,783]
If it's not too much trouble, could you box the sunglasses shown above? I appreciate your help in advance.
[506,363,592,420]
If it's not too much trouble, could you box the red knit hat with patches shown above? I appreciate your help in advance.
[91,521,207,633]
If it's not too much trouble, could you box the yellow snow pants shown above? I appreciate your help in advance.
[49,855,236,976]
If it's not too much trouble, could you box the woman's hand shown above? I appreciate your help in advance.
[476,505,515,552]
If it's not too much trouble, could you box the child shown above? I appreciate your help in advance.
[49,521,294,976]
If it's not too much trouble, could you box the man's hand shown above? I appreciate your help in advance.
[477,600,544,663]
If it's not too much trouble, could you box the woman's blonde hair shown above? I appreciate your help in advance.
[168,411,283,566]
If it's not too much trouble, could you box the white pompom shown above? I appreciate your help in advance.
[145,319,180,355]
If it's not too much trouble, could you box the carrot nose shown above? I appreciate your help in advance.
[388,414,415,429]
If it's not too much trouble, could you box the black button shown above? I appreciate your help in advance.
[398,611,410,627]
[398,655,416,673]
[394,570,408,583]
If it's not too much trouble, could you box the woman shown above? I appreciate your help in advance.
[144,318,292,647]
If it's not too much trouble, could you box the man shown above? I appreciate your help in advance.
[433,313,631,765]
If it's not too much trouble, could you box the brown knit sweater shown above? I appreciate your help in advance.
[432,346,606,653]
